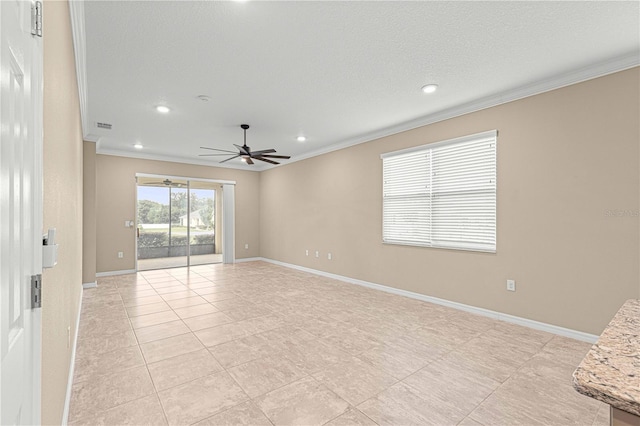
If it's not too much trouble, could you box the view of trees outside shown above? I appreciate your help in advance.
[137,186,215,251]
[137,191,214,227]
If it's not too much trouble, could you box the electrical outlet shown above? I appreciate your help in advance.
[244,244,249,249]
[328,253,332,260]
[118,251,123,258]
[506,279,516,291]
[305,249,309,256]
[315,250,319,258]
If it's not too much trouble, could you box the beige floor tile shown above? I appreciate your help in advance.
[357,342,434,380]
[119,289,158,300]
[173,303,219,319]
[126,301,171,317]
[255,376,350,426]
[123,295,165,307]
[140,332,204,363]
[318,327,381,356]
[74,345,145,383]
[165,295,208,309]
[325,408,377,426]
[242,314,286,334]
[491,321,554,346]
[413,319,483,349]
[75,329,138,359]
[68,366,155,422]
[312,356,397,405]
[160,290,199,301]
[134,320,190,344]
[193,401,272,426]
[199,289,238,300]
[71,262,603,426]
[154,284,188,294]
[157,371,248,425]
[457,416,484,426]
[148,348,224,391]
[117,284,155,294]
[539,335,594,368]
[194,321,255,347]
[450,330,543,383]
[468,368,601,426]
[210,297,257,311]
[227,355,308,397]
[184,281,216,290]
[68,394,167,426]
[130,310,180,329]
[208,333,278,368]
[224,304,274,321]
[402,352,500,416]
[149,279,184,288]
[592,404,610,426]
[280,339,352,374]
[182,311,234,332]
[78,316,132,339]
[358,382,465,426]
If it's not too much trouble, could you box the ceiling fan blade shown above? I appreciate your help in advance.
[245,157,254,165]
[198,153,240,156]
[219,154,241,163]
[200,146,238,154]
[257,154,291,159]
[250,149,276,155]
[255,157,280,165]
[233,144,249,155]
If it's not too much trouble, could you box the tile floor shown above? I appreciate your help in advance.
[69,261,607,425]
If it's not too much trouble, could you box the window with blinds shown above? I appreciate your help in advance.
[381,130,497,253]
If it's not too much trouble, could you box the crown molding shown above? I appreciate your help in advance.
[275,51,639,169]
[68,0,89,139]
[96,148,265,172]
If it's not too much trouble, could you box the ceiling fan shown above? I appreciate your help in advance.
[142,178,184,188]
[199,124,291,165]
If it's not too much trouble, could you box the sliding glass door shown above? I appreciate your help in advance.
[188,181,222,266]
[136,177,222,271]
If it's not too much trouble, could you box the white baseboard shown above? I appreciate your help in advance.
[235,257,263,263]
[258,257,599,343]
[62,287,83,425]
[96,269,136,277]
[82,281,97,289]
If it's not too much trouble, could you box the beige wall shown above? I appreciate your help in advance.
[82,141,97,284]
[260,68,640,335]
[95,155,260,273]
[42,1,84,424]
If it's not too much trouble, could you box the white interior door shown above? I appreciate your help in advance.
[0,0,43,424]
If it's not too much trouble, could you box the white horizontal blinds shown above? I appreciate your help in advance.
[382,150,431,245]
[431,136,496,251]
[381,130,497,252]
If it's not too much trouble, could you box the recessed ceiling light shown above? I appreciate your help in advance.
[156,105,170,113]
[134,143,143,150]
[421,84,438,94]
[196,95,211,102]
[296,136,307,142]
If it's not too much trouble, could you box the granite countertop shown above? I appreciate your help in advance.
[573,299,640,416]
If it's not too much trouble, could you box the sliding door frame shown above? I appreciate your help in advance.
[135,173,236,269]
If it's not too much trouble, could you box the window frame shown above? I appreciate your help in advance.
[381,130,497,253]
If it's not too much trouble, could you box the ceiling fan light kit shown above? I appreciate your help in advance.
[199,124,292,166]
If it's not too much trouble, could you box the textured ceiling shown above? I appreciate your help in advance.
[84,1,640,170]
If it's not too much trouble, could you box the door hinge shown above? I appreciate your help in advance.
[31,1,42,38]
[31,274,42,309]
